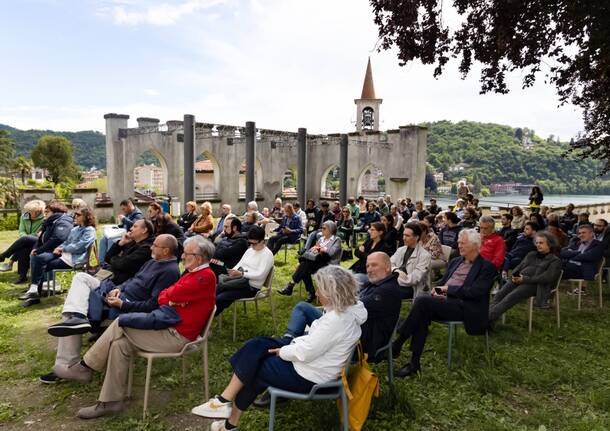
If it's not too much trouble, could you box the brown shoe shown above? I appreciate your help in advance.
[54,362,92,383]
[77,401,123,419]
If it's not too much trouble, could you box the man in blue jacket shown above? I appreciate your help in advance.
[502,221,539,276]
[267,203,303,255]
[561,224,604,292]
[391,229,497,377]
[99,198,144,262]
[39,234,180,384]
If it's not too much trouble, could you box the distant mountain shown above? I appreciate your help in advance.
[0,124,106,169]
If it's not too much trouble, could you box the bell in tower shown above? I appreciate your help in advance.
[354,58,382,132]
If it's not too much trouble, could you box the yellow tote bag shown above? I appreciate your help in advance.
[337,343,380,431]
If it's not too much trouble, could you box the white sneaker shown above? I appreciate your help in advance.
[210,420,237,431]
[0,262,13,272]
[191,396,232,419]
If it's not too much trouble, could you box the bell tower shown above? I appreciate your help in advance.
[354,57,382,132]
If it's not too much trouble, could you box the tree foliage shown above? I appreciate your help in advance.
[370,0,610,171]
[426,120,610,194]
[31,135,80,184]
[12,156,33,184]
[0,130,16,170]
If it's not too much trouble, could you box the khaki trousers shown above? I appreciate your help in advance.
[83,319,188,402]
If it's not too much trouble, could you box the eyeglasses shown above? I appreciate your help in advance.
[183,252,204,257]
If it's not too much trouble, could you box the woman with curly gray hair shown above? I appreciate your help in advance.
[193,265,367,431]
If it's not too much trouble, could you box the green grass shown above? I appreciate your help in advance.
[1,228,610,430]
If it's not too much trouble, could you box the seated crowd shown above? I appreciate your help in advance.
[1,192,609,428]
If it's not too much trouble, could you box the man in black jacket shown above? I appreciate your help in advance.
[561,224,604,283]
[498,213,518,252]
[103,219,155,285]
[391,229,497,377]
[39,234,180,384]
[209,218,249,277]
[502,222,539,275]
[359,252,402,361]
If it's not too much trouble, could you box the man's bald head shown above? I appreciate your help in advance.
[366,252,392,284]
[151,234,178,260]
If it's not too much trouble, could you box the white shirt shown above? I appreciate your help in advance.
[279,301,367,384]
[232,247,274,289]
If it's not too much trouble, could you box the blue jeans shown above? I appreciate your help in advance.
[285,302,323,337]
[302,231,322,252]
[30,252,59,284]
[215,285,258,316]
[98,235,120,262]
[229,336,315,411]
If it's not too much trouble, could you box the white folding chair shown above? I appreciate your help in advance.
[567,258,605,310]
[231,268,276,341]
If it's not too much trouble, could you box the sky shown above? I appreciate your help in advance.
[0,0,583,141]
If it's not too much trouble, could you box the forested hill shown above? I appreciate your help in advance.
[0,124,105,169]
[2,121,608,193]
[423,120,610,194]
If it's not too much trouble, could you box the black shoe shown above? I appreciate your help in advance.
[40,371,62,384]
[395,363,420,378]
[278,283,295,296]
[375,346,401,362]
[19,291,39,300]
[13,276,28,285]
[21,297,41,307]
[48,316,92,337]
[305,292,316,303]
[253,391,288,409]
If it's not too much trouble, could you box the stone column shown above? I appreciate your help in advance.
[245,121,256,203]
[183,114,195,203]
[297,128,307,204]
[104,113,129,212]
[339,134,348,206]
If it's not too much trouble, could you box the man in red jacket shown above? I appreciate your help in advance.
[55,235,216,419]
[479,215,505,272]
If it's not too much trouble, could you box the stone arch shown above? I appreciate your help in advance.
[238,158,264,198]
[320,164,340,199]
[356,163,386,200]
[133,149,169,196]
[195,150,221,200]
[282,165,297,198]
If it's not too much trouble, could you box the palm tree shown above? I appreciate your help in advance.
[13,156,33,184]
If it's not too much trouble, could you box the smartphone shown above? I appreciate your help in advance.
[434,287,444,295]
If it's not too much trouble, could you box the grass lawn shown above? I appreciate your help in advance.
[1,228,610,430]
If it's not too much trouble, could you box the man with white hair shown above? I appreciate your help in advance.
[243,200,264,222]
[390,229,497,377]
[211,204,235,243]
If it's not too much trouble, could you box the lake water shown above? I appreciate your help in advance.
[425,194,610,210]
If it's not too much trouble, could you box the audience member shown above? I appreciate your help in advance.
[0,199,45,283]
[192,265,366,431]
[270,198,284,222]
[99,199,143,262]
[381,214,398,256]
[293,202,307,226]
[243,201,265,223]
[304,199,320,233]
[453,199,466,219]
[56,235,215,419]
[427,198,442,216]
[279,221,342,303]
[188,202,214,237]
[502,222,539,275]
[177,201,198,231]
[547,215,569,248]
[331,200,342,219]
[215,226,274,315]
[410,200,429,221]
[354,202,381,235]
[267,203,303,255]
[438,211,462,257]
[337,207,354,247]
[390,223,432,299]
[457,180,470,200]
[479,215,506,271]
[209,218,249,278]
[459,207,478,229]
[593,219,610,263]
[498,213,518,251]
[377,197,390,216]
[529,186,544,214]
[511,206,527,231]
[489,231,561,322]
[570,212,591,236]
[390,205,404,232]
[241,212,258,234]
[347,197,360,221]
[350,222,390,284]
[559,203,577,233]
[391,229,496,377]
[419,221,446,278]
[21,207,95,307]
[40,234,180,384]
[561,224,604,290]
[211,204,235,242]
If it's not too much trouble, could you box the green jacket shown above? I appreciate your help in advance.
[19,214,44,237]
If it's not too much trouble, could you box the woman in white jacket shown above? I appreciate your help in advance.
[192,265,367,431]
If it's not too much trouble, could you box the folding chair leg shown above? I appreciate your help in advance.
[283,245,287,263]
[501,314,506,325]
[269,393,277,431]
[527,296,534,334]
[269,295,277,334]
[387,344,395,391]
[484,330,490,353]
[233,302,238,342]
[340,387,349,431]
[599,275,603,309]
[447,324,454,369]
[555,289,561,329]
[255,299,259,318]
[577,280,582,311]
[203,340,209,400]
[143,357,153,419]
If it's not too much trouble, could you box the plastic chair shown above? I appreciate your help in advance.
[46,240,98,295]
[267,346,356,431]
[231,268,276,341]
[527,271,563,332]
[373,317,401,393]
[567,258,605,310]
[435,321,489,369]
[127,305,216,418]
[441,245,452,264]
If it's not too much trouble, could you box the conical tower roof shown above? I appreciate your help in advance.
[360,57,376,99]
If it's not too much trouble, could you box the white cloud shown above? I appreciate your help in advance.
[143,88,160,96]
[104,0,226,26]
